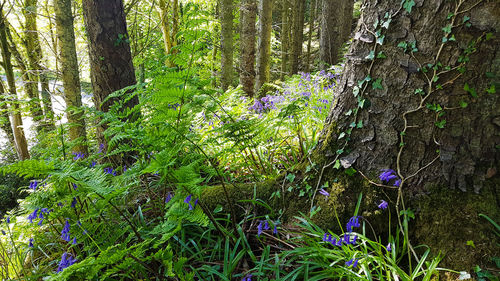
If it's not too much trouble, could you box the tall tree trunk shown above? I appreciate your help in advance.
[82,0,139,164]
[289,0,304,75]
[220,0,234,91]
[55,0,88,155]
[255,0,273,92]
[280,0,289,80]
[319,0,344,66]
[0,11,30,160]
[0,82,16,152]
[158,0,179,67]
[315,0,499,269]
[305,0,317,73]
[239,0,257,97]
[23,0,55,131]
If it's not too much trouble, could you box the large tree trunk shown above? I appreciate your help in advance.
[255,0,273,92]
[82,0,139,164]
[55,0,88,155]
[0,11,30,160]
[23,0,55,131]
[315,0,499,269]
[220,0,234,91]
[305,0,317,73]
[0,82,16,151]
[289,0,304,74]
[341,0,354,43]
[239,0,257,96]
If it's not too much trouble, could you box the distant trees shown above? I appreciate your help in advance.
[239,0,257,96]
[158,0,180,67]
[220,0,234,92]
[55,0,88,155]
[255,0,273,91]
[320,0,353,66]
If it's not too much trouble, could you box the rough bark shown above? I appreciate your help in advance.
[255,0,273,92]
[220,0,234,91]
[0,82,16,151]
[319,0,344,66]
[82,0,139,164]
[239,0,257,97]
[280,0,290,80]
[55,0,88,155]
[23,0,55,130]
[305,0,317,73]
[341,0,354,42]
[0,11,30,160]
[289,0,304,74]
[315,0,500,269]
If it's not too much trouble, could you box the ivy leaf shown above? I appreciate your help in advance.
[352,86,360,97]
[402,0,415,13]
[414,88,424,95]
[376,51,387,59]
[485,33,493,40]
[442,24,452,34]
[333,160,341,169]
[459,100,468,108]
[344,167,357,176]
[376,35,385,45]
[286,173,295,183]
[464,83,478,97]
[338,132,346,139]
[382,19,391,29]
[466,240,476,248]
[435,119,446,129]
[486,84,496,94]
[372,78,383,90]
[357,120,363,128]
[462,15,470,23]
[345,109,353,116]
[366,51,375,60]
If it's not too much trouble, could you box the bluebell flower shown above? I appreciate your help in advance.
[72,237,77,245]
[257,221,263,236]
[6,217,9,223]
[273,223,278,235]
[319,188,330,196]
[72,183,78,190]
[61,220,71,242]
[1,230,5,235]
[165,192,173,203]
[29,238,34,248]
[71,197,77,209]
[90,161,97,168]
[345,258,359,268]
[378,200,388,210]
[386,243,391,252]
[393,179,401,187]
[30,180,39,190]
[98,143,104,154]
[351,235,358,245]
[104,167,117,176]
[242,274,252,281]
[184,194,192,204]
[27,208,39,223]
[72,152,85,160]
[56,252,77,273]
[379,169,397,183]
[264,220,269,230]
[346,216,361,232]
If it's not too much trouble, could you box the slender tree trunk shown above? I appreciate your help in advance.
[220,0,234,91]
[82,0,139,165]
[23,0,55,131]
[0,11,30,160]
[305,0,316,73]
[315,0,500,269]
[239,0,257,96]
[0,82,16,151]
[255,0,273,92]
[319,0,344,66]
[289,0,304,74]
[280,0,289,80]
[158,0,179,67]
[55,0,88,155]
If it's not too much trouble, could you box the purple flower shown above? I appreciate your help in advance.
[346,216,361,232]
[90,161,97,168]
[104,167,117,176]
[30,180,39,190]
[184,194,192,204]
[98,143,105,154]
[386,243,391,252]
[72,152,85,160]
[29,238,34,248]
[242,274,252,281]
[273,224,278,235]
[72,237,77,245]
[56,252,77,273]
[165,192,173,203]
[378,200,388,210]
[1,230,5,235]
[27,208,39,223]
[393,179,401,187]
[319,188,330,196]
[257,221,263,236]
[71,197,77,209]
[379,169,397,183]
[72,183,78,190]
[6,217,9,223]
[345,258,359,268]
[61,220,71,242]
[264,220,269,230]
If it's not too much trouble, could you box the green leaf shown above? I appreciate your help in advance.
[414,88,424,95]
[345,109,353,116]
[466,240,476,248]
[349,122,356,128]
[344,167,357,176]
[372,78,383,90]
[397,41,408,50]
[464,83,478,97]
[402,0,415,13]
[376,35,385,45]
[486,84,496,94]
[352,86,360,97]
[449,34,456,41]
[442,24,452,34]
[338,132,346,139]
[376,51,387,59]
[382,19,391,29]
[459,100,468,108]
[333,160,341,169]
[286,173,295,183]
[462,15,470,23]
[357,120,363,128]
[447,13,454,20]
[485,32,493,40]
[442,36,448,43]
[435,119,446,129]
[366,51,375,60]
